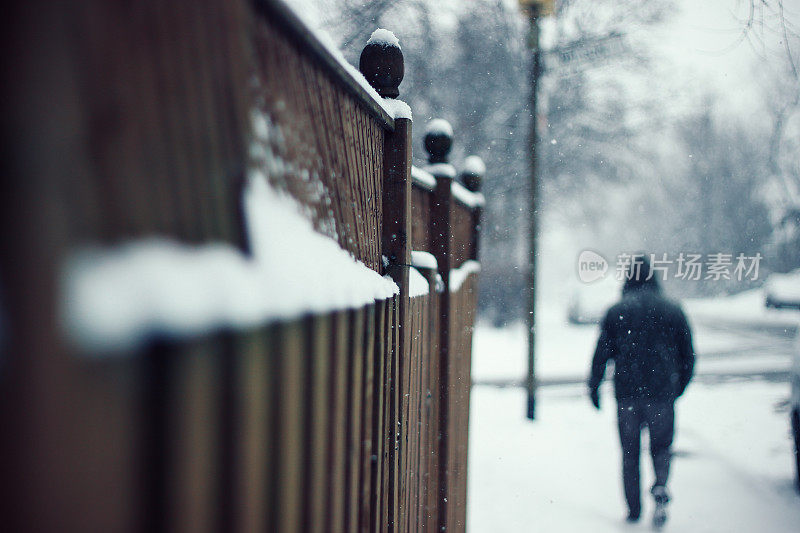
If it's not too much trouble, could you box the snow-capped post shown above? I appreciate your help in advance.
[359,29,409,286]
[359,29,404,98]
[425,119,455,287]
[424,117,455,533]
[361,29,410,528]
[461,155,484,193]
[461,155,485,261]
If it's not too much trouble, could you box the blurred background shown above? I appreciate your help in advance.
[292,0,800,324]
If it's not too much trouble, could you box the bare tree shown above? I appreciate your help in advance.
[737,0,800,270]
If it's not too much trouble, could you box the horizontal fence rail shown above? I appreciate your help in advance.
[0,1,486,532]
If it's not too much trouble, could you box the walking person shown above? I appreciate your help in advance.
[587,256,694,528]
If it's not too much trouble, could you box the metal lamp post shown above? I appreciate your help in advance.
[518,0,553,420]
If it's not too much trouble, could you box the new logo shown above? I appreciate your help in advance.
[578,250,608,283]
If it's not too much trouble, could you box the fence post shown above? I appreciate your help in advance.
[424,119,456,533]
[360,35,410,290]
[360,32,410,533]
[461,155,485,261]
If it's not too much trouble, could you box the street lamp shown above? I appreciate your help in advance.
[518,0,554,16]
[518,0,553,420]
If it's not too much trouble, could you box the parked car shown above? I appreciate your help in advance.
[792,339,800,488]
[770,269,800,486]
[567,276,620,325]
[764,269,800,310]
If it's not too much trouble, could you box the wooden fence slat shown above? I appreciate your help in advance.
[389,295,401,532]
[360,304,377,532]
[346,308,366,532]
[167,340,221,533]
[309,314,332,533]
[276,320,307,533]
[417,294,430,531]
[329,310,350,532]
[235,328,275,533]
[430,168,453,533]
[428,290,441,532]
[380,299,392,533]
[371,299,387,533]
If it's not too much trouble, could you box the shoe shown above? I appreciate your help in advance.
[651,485,670,504]
[651,486,669,528]
[652,501,667,528]
[625,510,640,523]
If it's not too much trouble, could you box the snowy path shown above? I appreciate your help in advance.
[467,381,800,532]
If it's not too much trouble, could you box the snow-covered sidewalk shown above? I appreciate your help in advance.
[467,380,800,532]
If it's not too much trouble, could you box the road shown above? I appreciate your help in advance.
[471,305,798,387]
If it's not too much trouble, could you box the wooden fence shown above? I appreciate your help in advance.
[0,0,484,532]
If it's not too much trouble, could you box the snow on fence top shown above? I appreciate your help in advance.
[411,250,438,270]
[381,98,412,120]
[274,0,411,121]
[409,267,430,298]
[426,163,456,179]
[411,166,436,189]
[63,170,398,353]
[463,155,486,176]
[425,118,453,137]
[452,181,486,208]
[450,260,481,292]
[367,28,401,49]
[417,164,484,207]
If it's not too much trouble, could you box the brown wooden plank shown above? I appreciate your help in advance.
[382,117,412,288]
[417,295,430,531]
[418,296,427,532]
[359,304,377,532]
[235,328,275,533]
[380,298,393,533]
[329,311,349,532]
[411,186,433,254]
[308,314,332,533]
[370,299,387,533]
[388,295,401,532]
[346,308,365,532]
[166,339,221,533]
[430,170,453,533]
[276,320,307,533]
[427,291,441,532]
[406,298,417,533]
[398,293,410,533]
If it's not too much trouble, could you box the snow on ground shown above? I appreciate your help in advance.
[471,307,599,383]
[470,292,800,531]
[467,380,800,532]
[684,289,800,333]
[472,294,800,385]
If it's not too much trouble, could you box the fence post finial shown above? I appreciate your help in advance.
[461,155,485,192]
[359,29,404,99]
[424,119,453,164]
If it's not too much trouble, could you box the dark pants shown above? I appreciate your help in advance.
[617,399,674,514]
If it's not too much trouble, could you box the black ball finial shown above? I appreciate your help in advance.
[461,155,486,192]
[424,119,453,164]
[359,29,404,99]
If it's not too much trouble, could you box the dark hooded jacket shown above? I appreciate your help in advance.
[588,269,695,402]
